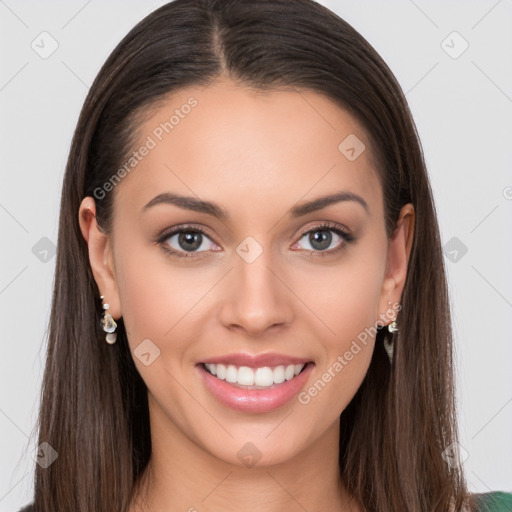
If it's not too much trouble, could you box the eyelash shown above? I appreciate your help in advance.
[156,222,356,260]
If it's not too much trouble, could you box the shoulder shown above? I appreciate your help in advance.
[471,491,512,511]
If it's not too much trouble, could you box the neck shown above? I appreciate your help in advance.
[129,396,360,512]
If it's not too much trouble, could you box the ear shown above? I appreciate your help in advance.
[78,197,122,319]
[377,203,415,326]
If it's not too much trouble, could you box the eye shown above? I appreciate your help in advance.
[292,222,355,256]
[157,222,355,260]
[159,226,220,258]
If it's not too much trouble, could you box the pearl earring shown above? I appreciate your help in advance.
[100,295,117,344]
[383,300,398,363]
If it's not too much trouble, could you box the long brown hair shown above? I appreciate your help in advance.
[32,0,475,510]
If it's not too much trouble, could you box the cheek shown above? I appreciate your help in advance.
[291,247,385,413]
[113,241,214,362]
[114,251,163,347]
[295,271,381,432]
[291,250,386,341]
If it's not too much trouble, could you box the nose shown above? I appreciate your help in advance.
[218,246,294,336]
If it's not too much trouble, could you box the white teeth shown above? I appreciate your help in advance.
[238,366,255,386]
[204,363,306,388]
[285,364,295,381]
[254,367,274,387]
[216,364,226,380]
[273,365,285,384]
[226,365,238,383]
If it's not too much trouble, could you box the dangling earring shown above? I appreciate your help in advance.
[100,295,117,344]
[383,300,398,364]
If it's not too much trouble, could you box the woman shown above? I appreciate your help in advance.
[18,0,512,510]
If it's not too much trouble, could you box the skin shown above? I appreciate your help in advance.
[79,76,414,512]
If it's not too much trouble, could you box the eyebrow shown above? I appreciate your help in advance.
[142,190,369,220]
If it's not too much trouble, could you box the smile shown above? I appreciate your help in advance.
[197,355,314,413]
[203,363,306,389]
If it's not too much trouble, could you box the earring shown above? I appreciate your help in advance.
[388,320,398,333]
[383,300,398,364]
[100,295,117,344]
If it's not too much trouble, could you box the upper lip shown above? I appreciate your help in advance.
[200,352,312,368]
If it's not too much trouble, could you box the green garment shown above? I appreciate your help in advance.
[474,491,512,511]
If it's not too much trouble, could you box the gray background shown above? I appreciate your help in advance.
[1,0,511,510]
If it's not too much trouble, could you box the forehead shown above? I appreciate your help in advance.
[113,77,382,219]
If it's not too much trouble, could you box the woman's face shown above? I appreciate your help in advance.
[83,77,413,467]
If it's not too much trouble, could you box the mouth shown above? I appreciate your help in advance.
[202,362,307,389]
[196,354,314,413]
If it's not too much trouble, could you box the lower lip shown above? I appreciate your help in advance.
[197,363,314,413]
